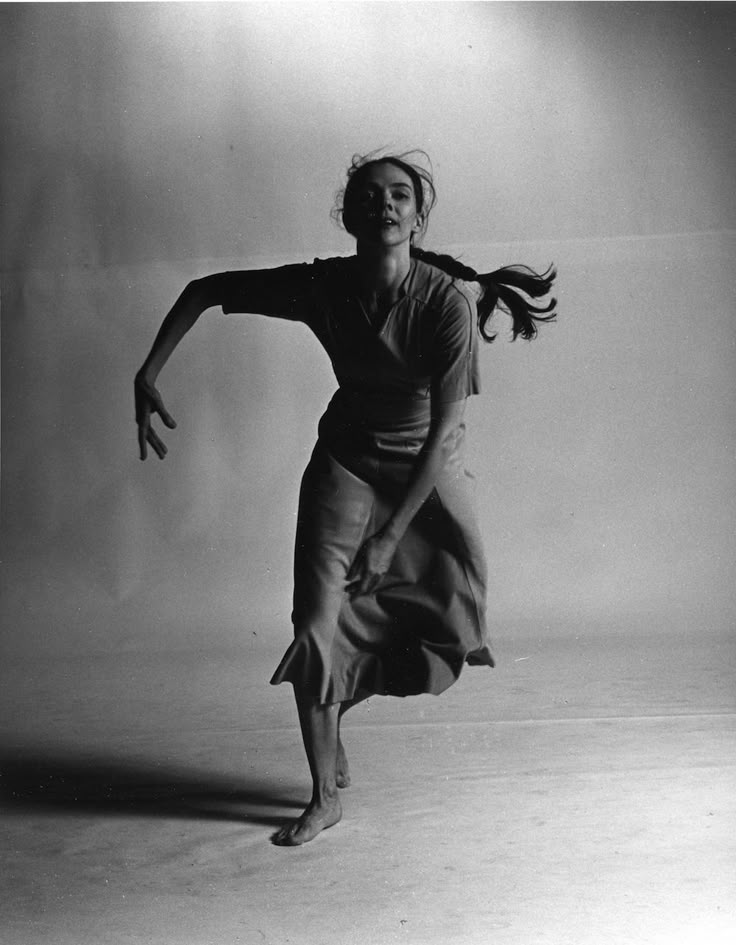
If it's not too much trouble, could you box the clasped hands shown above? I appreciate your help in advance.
[346,528,399,598]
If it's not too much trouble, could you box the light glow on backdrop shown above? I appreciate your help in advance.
[1,2,735,655]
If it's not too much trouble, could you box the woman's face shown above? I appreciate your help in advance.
[346,162,424,248]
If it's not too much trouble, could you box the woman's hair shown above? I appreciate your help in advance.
[335,151,557,342]
[411,248,557,342]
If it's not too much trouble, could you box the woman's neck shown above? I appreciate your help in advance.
[355,242,412,304]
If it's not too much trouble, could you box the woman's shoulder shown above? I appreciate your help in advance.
[310,254,356,276]
[408,257,479,315]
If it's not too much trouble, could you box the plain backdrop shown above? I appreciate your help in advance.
[1,1,735,661]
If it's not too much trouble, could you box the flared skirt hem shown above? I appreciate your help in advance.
[271,437,494,705]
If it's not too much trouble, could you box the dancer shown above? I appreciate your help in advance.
[134,151,556,845]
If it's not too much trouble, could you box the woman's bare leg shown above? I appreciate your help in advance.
[336,693,370,788]
[272,689,342,846]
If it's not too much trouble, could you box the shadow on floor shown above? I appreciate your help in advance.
[0,744,305,827]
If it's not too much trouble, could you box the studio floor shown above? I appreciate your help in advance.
[2,627,734,945]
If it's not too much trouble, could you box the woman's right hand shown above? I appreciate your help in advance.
[135,372,177,460]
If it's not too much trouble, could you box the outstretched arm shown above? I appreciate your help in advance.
[345,398,466,596]
[134,278,219,460]
[134,264,312,460]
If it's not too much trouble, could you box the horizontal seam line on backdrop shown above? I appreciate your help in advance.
[2,228,735,278]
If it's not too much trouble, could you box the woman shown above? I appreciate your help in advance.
[134,151,556,846]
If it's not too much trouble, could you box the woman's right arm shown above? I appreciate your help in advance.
[134,264,316,460]
[134,277,223,460]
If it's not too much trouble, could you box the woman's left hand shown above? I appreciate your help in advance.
[346,529,399,597]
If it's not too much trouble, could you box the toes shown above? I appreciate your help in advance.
[272,822,302,846]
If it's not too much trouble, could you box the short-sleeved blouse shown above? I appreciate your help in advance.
[218,255,481,415]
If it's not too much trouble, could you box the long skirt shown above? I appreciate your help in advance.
[270,422,495,705]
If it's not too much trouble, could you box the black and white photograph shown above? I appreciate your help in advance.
[1,2,734,943]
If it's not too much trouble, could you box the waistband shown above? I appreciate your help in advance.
[324,388,432,434]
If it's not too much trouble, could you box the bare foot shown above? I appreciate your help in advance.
[272,795,342,846]
[336,738,351,789]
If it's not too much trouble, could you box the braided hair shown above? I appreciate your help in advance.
[411,248,557,342]
[337,151,557,342]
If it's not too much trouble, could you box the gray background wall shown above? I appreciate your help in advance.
[2,2,734,658]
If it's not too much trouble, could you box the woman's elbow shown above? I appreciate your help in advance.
[429,419,463,460]
[185,274,222,312]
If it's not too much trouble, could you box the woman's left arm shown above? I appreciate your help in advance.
[345,399,466,596]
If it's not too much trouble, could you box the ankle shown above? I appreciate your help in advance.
[312,783,339,804]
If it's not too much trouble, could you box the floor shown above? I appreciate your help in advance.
[1,628,734,945]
